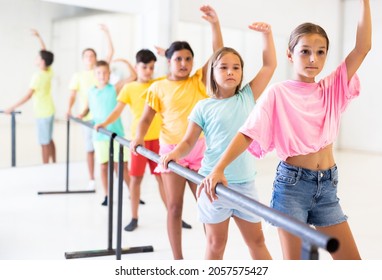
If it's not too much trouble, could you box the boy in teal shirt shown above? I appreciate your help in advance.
[79,60,129,206]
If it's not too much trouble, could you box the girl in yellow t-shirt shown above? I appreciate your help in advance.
[131,5,223,260]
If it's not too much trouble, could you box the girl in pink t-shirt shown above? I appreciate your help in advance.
[200,0,371,260]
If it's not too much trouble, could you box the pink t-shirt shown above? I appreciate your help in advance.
[239,62,360,160]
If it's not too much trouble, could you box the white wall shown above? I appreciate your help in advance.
[339,0,382,153]
[2,0,381,154]
[0,0,95,125]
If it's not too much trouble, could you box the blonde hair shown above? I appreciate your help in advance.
[206,47,244,97]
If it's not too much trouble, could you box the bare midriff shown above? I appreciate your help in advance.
[285,144,335,171]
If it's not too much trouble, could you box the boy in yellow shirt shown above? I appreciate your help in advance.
[95,49,191,231]
[5,29,55,164]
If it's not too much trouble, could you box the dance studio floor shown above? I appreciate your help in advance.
[1,143,382,261]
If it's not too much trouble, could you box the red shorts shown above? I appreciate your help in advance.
[129,139,160,177]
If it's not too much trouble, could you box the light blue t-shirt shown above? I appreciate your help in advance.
[189,84,257,183]
[88,83,124,141]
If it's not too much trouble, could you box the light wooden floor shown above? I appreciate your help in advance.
[1,149,382,260]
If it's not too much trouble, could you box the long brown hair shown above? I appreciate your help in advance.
[288,22,330,53]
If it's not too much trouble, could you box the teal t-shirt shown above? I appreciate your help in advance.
[189,84,257,183]
[88,84,124,141]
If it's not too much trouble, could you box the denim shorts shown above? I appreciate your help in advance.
[198,180,261,224]
[36,115,54,145]
[270,161,347,227]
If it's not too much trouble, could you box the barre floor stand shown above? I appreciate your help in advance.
[0,110,21,167]
[65,132,153,259]
[115,143,153,260]
[38,119,96,195]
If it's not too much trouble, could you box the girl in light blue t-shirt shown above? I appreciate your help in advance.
[160,22,276,260]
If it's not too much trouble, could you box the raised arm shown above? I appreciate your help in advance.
[100,24,115,63]
[154,46,166,57]
[31,29,46,50]
[248,22,277,101]
[200,5,224,82]
[112,58,138,93]
[345,0,371,80]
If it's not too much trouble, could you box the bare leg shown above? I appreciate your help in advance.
[234,217,272,260]
[49,140,56,163]
[155,174,167,207]
[41,144,49,164]
[161,172,186,260]
[87,151,95,181]
[113,161,131,187]
[204,220,230,259]
[316,221,361,260]
[277,228,302,259]
[187,180,198,199]
[129,176,143,219]
[100,163,108,196]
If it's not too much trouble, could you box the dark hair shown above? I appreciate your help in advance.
[95,60,109,68]
[207,47,244,97]
[136,49,157,64]
[165,41,194,59]
[82,48,97,58]
[288,22,330,52]
[39,50,54,67]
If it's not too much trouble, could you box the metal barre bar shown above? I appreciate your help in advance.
[0,110,21,114]
[69,116,114,138]
[114,136,338,253]
[69,117,338,255]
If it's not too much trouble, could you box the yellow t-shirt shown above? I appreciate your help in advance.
[145,69,208,144]
[68,69,97,120]
[118,80,162,141]
[29,68,55,118]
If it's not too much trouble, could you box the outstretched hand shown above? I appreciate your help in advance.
[248,22,272,33]
[154,46,166,57]
[99,23,110,33]
[159,151,179,170]
[94,123,104,132]
[197,170,228,202]
[200,5,219,24]
[130,138,144,156]
[3,107,14,114]
[30,28,40,37]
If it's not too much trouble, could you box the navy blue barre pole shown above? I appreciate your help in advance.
[0,110,21,167]
[114,136,338,258]
[65,117,153,259]
[38,117,95,195]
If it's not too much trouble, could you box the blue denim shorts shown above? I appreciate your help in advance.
[270,161,347,227]
[198,180,262,224]
[36,115,54,145]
